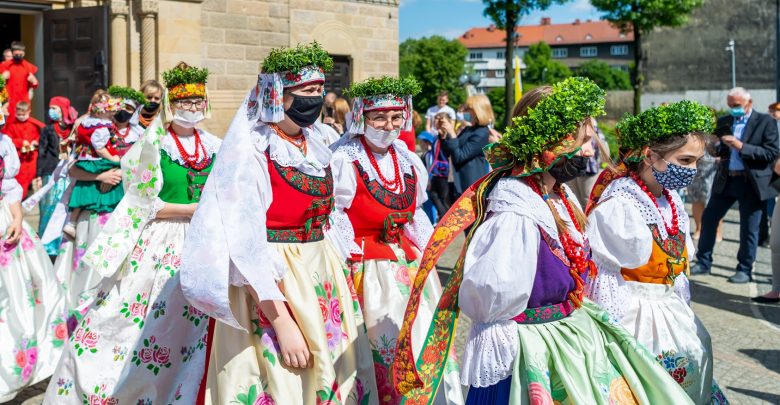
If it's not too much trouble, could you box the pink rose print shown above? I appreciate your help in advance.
[105,247,117,261]
[118,215,132,228]
[138,347,153,363]
[15,351,26,367]
[329,299,341,326]
[26,347,38,365]
[325,321,342,351]
[528,382,554,405]
[318,296,329,322]
[140,169,152,183]
[254,393,276,405]
[54,323,68,340]
[395,266,411,286]
[82,331,99,348]
[130,245,144,262]
[170,255,182,268]
[87,394,102,405]
[323,281,333,296]
[104,398,119,405]
[74,328,84,343]
[20,234,34,251]
[73,247,87,269]
[21,365,33,381]
[98,213,110,226]
[129,302,147,317]
[153,346,171,364]
[0,251,10,267]
[187,305,203,317]
[161,253,171,266]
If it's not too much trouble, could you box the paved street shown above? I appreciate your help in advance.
[6,206,780,404]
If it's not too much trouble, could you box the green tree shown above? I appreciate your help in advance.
[487,87,506,131]
[576,60,631,90]
[482,0,569,126]
[522,41,572,84]
[399,36,468,114]
[590,0,706,113]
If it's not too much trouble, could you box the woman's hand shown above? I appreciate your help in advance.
[4,221,22,244]
[96,169,122,187]
[440,120,456,138]
[257,299,311,369]
[488,127,502,143]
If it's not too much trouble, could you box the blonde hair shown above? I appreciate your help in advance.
[412,110,422,129]
[140,80,164,96]
[333,97,350,127]
[465,94,495,126]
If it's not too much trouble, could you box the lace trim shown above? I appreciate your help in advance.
[160,129,222,166]
[673,273,691,305]
[147,198,167,221]
[80,116,113,128]
[586,254,630,321]
[334,138,415,189]
[254,123,331,177]
[330,209,362,255]
[460,320,518,387]
[600,177,687,241]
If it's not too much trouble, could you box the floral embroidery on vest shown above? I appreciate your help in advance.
[649,223,686,259]
[353,161,416,210]
[270,158,333,197]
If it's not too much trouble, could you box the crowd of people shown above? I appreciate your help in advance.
[3,38,774,405]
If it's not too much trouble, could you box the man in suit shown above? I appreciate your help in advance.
[691,88,780,283]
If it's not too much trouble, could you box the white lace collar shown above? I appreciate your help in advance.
[160,128,222,166]
[80,116,112,128]
[333,137,415,183]
[253,123,331,177]
[487,178,584,245]
[598,176,687,240]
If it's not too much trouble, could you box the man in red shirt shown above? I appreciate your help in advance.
[5,101,43,197]
[1,42,38,118]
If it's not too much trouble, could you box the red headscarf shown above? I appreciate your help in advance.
[49,96,79,126]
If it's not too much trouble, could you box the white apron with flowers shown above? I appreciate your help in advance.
[43,121,221,404]
[0,134,67,402]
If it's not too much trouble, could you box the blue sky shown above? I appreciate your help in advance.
[399,0,602,41]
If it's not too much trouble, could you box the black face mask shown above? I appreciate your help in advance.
[145,102,160,112]
[548,155,588,184]
[285,94,324,128]
[114,110,133,124]
[12,55,22,62]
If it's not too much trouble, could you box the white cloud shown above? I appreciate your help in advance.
[399,0,416,8]
[571,0,597,12]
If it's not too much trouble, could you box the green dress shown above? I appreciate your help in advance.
[68,159,123,213]
[158,149,214,204]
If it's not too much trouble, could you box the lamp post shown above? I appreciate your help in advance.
[725,39,736,89]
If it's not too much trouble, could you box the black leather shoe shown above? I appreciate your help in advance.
[728,271,752,283]
[751,295,780,304]
[689,263,710,275]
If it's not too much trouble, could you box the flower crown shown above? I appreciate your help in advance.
[491,77,605,174]
[261,41,334,74]
[108,85,146,107]
[162,63,209,101]
[344,76,421,135]
[344,76,421,100]
[617,100,715,162]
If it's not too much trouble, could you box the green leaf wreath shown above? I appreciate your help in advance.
[161,63,209,88]
[344,76,421,99]
[261,41,334,74]
[616,100,715,154]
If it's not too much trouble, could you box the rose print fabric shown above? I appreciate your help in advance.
[202,239,378,405]
[43,219,209,404]
[0,200,67,402]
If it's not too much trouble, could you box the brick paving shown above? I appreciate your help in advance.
[6,207,780,404]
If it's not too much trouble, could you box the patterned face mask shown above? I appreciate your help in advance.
[652,158,697,190]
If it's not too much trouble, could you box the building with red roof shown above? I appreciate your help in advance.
[458,17,635,92]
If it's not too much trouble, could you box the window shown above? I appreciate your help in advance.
[611,64,630,72]
[469,52,483,60]
[495,69,505,78]
[497,51,504,59]
[610,45,629,56]
[477,69,487,77]
[580,46,597,57]
[552,48,568,58]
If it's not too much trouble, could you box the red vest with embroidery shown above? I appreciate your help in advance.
[111,126,136,157]
[76,122,117,158]
[265,152,334,243]
[345,160,417,261]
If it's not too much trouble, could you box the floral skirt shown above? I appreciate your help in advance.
[621,281,728,404]
[52,210,110,312]
[0,200,67,402]
[203,239,378,405]
[350,244,463,405]
[469,301,694,405]
[44,218,209,404]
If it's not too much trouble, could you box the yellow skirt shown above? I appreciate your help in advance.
[204,239,378,405]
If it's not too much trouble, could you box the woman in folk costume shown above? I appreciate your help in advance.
[180,42,377,405]
[392,78,693,405]
[585,101,728,404]
[43,63,220,404]
[0,108,67,402]
[330,76,463,405]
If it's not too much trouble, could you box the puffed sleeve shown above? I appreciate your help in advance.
[458,210,539,387]
[403,147,434,250]
[329,148,361,258]
[90,126,111,150]
[0,135,22,203]
[586,197,653,320]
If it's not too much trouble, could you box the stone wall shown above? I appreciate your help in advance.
[643,0,776,93]
[198,0,400,134]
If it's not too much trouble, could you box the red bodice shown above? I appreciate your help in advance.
[345,160,417,261]
[76,122,117,157]
[265,152,334,243]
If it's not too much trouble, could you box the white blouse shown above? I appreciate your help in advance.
[586,177,694,321]
[458,177,585,387]
[181,120,348,331]
[330,137,433,255]
[79,116,113,160]
[0,134,22,203]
